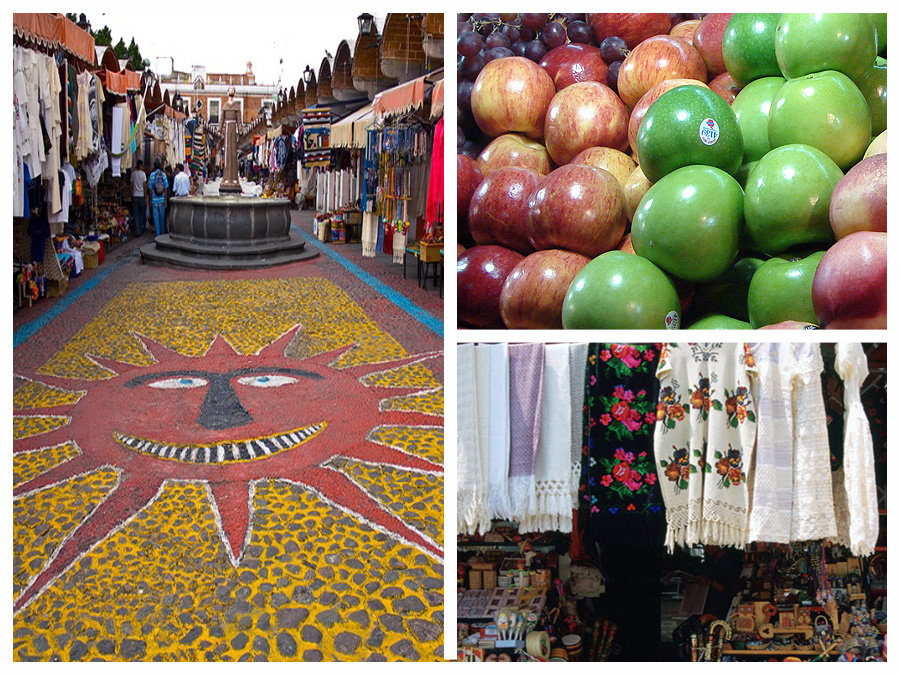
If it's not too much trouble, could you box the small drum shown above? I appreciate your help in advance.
[562,634,583,661]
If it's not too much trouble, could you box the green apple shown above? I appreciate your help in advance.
[747,251,826,328]
[775,13,877,83]
[632,165,743,283]
[731,76,786,163]
[768,71,871,171]
[722,14,782,87]
[744,144,843,256]
[870,13,887,56]
[856,60,887,136]
[636,84,743,184]
[562,251,681,329]
[688,314,752,329]
[734,162,758,190]
[690,256,765,322]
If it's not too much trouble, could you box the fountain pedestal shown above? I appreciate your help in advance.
[139,195,317,269]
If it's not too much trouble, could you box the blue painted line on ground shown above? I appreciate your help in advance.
[295,226,444,338]
[13,250,140,349]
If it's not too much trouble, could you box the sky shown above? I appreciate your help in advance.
[75,4,384,89]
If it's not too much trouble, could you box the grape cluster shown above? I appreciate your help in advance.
[457,13,704,158]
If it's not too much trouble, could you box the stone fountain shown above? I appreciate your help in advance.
[140,88,317,269]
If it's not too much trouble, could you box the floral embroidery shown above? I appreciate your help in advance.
[660,445,692,492]
[713,444,745,488]
[724,385,755,427]
[596,447,658,501]
[689,373,722,421]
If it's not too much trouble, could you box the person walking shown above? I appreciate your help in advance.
[148,159,169,236]
[172,163,191,196]
[131,160,148,235]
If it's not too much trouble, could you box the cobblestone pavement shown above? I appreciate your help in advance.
[12,210,444,662]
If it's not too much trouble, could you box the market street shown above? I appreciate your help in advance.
[12,209,445,662]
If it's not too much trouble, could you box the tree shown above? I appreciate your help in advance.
[93,25,113,47]
[65,15,147,69]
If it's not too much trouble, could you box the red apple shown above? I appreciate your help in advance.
[692,13,734,79]
[627,78,709,154]
[708,71,742,104]
[758,320,818,329]
[471,56,556,139]
[623,165,652,222]
[829,154,887,239]
[456,243,466,258]
[468,166,541,255]
[499,249,592,329]
[811,231,887,329]
[539,43,609,91]
[670,19,701,43]
[457,154,484,228]
[617,35,707,109]
[543,81,630,166]
[570,146,636,189]
[527,164,627,258]
[587,13,672,50]
[476,133,553,177]
[457,245,525,328]
[617,232,636,255]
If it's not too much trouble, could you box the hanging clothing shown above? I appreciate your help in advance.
[485,343,512,521]
[580,344,665,551]
[834,343,879,556]
[457,344,490,536]
[523,343,575,533]
[507,344,545,522]
[746,343,836,544]
[654,343,758,552]
[424,116,444,237]
[568,343,589,510]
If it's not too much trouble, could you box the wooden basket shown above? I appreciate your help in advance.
[420,240,443,262]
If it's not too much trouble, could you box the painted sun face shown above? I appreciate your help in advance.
[13,322,444,615]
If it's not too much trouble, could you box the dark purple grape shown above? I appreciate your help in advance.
[473,13,500,36]
[558,13,585,23]
[566,20,593,44]
[669,13,683,26]
[511,41,527,57]
[600,36,629,63]
[460,139,481,159]
[458,21,472,36]
[457,31,484,57]
[499,23,521,43]
[485,32,511,49]
[484,46,515,63]
[459,53,486,81]
[457,125,466,149]
[499,13,518,22]
[540,22,567,49]
[521,13,549,29]
[457,80,474,110]
[523,39,548,63]
[518,25,536,42]
[458,13,472,22]
[606,60,622,92]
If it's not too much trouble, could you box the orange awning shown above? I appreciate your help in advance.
[430,79,444,119]
[373,76,425,120]
[103,70,126,96]
[13,13,96,65]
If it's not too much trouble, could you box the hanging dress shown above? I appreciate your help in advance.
[835,343,880,556]
[654,343,758,552]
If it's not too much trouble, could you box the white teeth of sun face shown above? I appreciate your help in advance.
[114,425,322,464]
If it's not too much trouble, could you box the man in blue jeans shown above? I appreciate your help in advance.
[148,159,169,236]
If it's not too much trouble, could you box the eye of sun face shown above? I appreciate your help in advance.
[236,374,300,388]
[149,376,209,389]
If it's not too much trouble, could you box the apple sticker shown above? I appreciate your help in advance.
[665,311,681,329]
[699,118,720,145]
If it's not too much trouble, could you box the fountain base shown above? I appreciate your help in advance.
[139,195,318,269]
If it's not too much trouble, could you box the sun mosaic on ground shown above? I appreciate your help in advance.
[13,278,444,662]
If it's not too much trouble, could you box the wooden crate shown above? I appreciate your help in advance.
[83,250,99,269]
[47,278,69,297]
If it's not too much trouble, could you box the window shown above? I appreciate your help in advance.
[207,98,221,125]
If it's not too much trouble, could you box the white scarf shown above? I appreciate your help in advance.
[568,343,588,509]
[457,344,489,535]
[487,343,512,520]
[522,344,573,533]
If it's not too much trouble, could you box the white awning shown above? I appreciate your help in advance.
[330,103,374,149]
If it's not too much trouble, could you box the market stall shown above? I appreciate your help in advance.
[13,13,189,306]
[456,342,887,662]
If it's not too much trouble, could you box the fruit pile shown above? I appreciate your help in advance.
[457,13,887,330]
